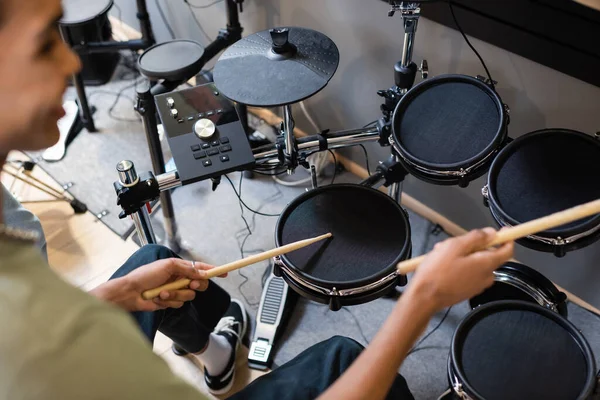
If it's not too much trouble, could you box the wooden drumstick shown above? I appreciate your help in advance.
[397,199,600,275]
[141,233,332,300]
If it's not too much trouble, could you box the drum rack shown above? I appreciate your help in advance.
[111,2,600,379]
[113,1,426,370]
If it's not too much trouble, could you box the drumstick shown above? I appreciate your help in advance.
[397,199,600,275]
[141,233,332,300]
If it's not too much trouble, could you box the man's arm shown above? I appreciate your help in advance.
[319,228,514,400]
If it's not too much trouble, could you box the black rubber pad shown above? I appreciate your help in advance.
[397,81,500,165]
[278,186,409,286]
[492,130,600,232]
[458,308,588,400]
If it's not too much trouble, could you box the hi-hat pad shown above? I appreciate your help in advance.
[213,27,339,107]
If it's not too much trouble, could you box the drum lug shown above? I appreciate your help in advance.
[476,74,498,87]
[503,103,511,125]
[328,288,342,311]
[452,380,467,399]
[458,173,469,188]
[481,185,490,207]
[396,274,408,287]
[272,256,283,277]
[553,241,567,258]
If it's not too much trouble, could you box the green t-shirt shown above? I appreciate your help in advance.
[0,239,208,400]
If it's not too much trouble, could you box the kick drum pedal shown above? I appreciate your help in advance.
[248,271,289,370]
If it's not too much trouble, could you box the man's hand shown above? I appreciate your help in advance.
[407,227,514,313]
[318,228,514,400]
[90,258,225,312]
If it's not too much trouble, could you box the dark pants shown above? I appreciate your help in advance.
[110,244,231,352]
[111,245,415,400]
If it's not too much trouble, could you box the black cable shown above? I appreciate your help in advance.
[407,306,452,355]
[328,150,338,185]
[155,0,176,39]
[343,308,370,344]
[232,173,284,307]
[106,80,143,122]
[224,175,281,217]
[358,144,371,176]
[363,120,378,128]
[407,345,449,356]
[185,0,224,8]
[186,1,213,43]
[448,1,495,90]
[234,173,260,307]
[253,169,288,176]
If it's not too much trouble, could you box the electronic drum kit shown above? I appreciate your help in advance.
[114,2,600,398]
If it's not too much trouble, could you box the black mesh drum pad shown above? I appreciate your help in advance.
[277,185,409,287]
[457,307,589,399]
[491,130,600,232]
[396,80,501,165]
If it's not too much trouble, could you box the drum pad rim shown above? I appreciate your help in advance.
[450,300,595,400]
[487,129,600,237]
[275,184,411,290]
[392,74,507,170]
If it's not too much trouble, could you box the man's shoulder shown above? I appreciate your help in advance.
[0,241,207,399]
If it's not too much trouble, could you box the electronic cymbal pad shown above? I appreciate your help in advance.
[213,27,339,107]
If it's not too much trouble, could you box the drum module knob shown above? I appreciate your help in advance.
[194,118,216,139]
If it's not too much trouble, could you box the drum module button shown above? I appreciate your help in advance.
[170,109,178,119]
[166,97,175,108]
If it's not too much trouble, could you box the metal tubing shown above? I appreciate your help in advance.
[115,160,158,245]
[283,105,295,156]
[156,171,182,191]
[132,208,157,245]
[254,128,379,162]
[136,81,178,247]
[3,164,66,198]
[388,152,404,203]
[73,39,150,54]
[283,105,296,173]
[3,170,66,200]
[401,17,417,68]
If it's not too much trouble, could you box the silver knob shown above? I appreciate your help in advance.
[166,97,175,108]
[170,109,178,118]
[116,160,138,186]
[194,118,216,139]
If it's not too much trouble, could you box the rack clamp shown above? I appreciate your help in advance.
[361,155,408,188]
[113,161,160,219]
